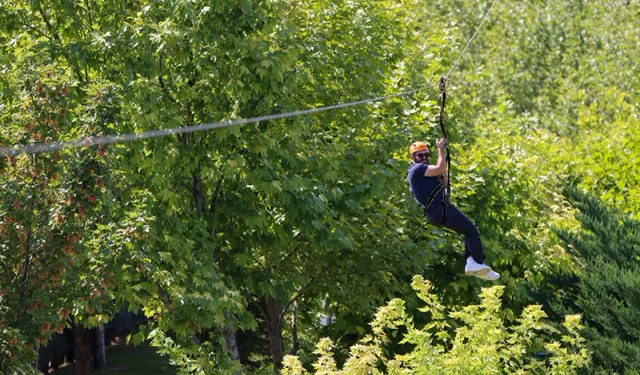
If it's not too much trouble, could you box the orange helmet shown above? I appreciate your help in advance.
[409,141,428,155]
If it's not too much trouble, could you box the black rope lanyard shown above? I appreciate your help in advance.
[438,77,451,200]
[437,77,452,224]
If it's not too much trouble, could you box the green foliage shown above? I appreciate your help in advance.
[0,66,115,372]
[410,0,640,321]
[0,0,449,373]
[548,186,640,374]
[1,0,639,373]
[283,275,590,374]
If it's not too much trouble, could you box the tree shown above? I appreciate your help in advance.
[546,185,640,374]
[0,2,251,373]
[0,64,114,374]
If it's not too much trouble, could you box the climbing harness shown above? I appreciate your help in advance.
[438,77,452,224]
[422,183,445,209]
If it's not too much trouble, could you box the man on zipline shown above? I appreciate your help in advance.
[408,139,500,281]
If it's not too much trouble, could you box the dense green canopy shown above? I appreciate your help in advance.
[1,0,638,374]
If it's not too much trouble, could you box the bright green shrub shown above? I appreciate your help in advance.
[283,276,590,375]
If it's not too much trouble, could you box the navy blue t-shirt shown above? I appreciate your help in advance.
[407,162,444,206]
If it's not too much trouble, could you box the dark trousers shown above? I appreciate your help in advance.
[424,201,486,264]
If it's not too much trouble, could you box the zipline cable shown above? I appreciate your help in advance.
[444,0,499,80]
[0,0,498,158]
[437,0,498,219]
[0,85,438,157]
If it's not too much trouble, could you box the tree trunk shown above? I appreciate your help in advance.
[192,174,205,215]
[223,312,240,361]
[35,347,41,373]
[192,172,242,369]
[265,296,284,373]
[194,174,240,365]
[65,326,76,363]
[94,324,107,369]
[74,324,92,375]
[291,303,299,356]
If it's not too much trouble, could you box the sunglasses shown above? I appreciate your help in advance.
[415,152,430,159]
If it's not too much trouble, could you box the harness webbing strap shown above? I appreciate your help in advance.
[439,77,447,139]
[423,183,444,209]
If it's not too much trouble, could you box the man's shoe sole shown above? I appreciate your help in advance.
[477,275,501,281]
[465,268,491,276]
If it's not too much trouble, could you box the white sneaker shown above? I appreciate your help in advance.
[464,257,491,276]
[476,270,501,281]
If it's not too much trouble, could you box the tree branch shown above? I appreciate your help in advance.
[18,195,35,306]
[84,0,94,30]
[157,283,172,309]
[209,176,224,219]
[16,16,52,41]
[277,264,331,330]
[247,252,270,275]
[37,4,85,83]
[158,54,188,141]
[271,246,299,273]
[157,55,177,104]
[192,174,204,216]
[241,289,268,321]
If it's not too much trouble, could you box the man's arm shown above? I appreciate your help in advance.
[424,144,447,177]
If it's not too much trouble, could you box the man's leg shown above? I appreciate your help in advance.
[441,205,485,264]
